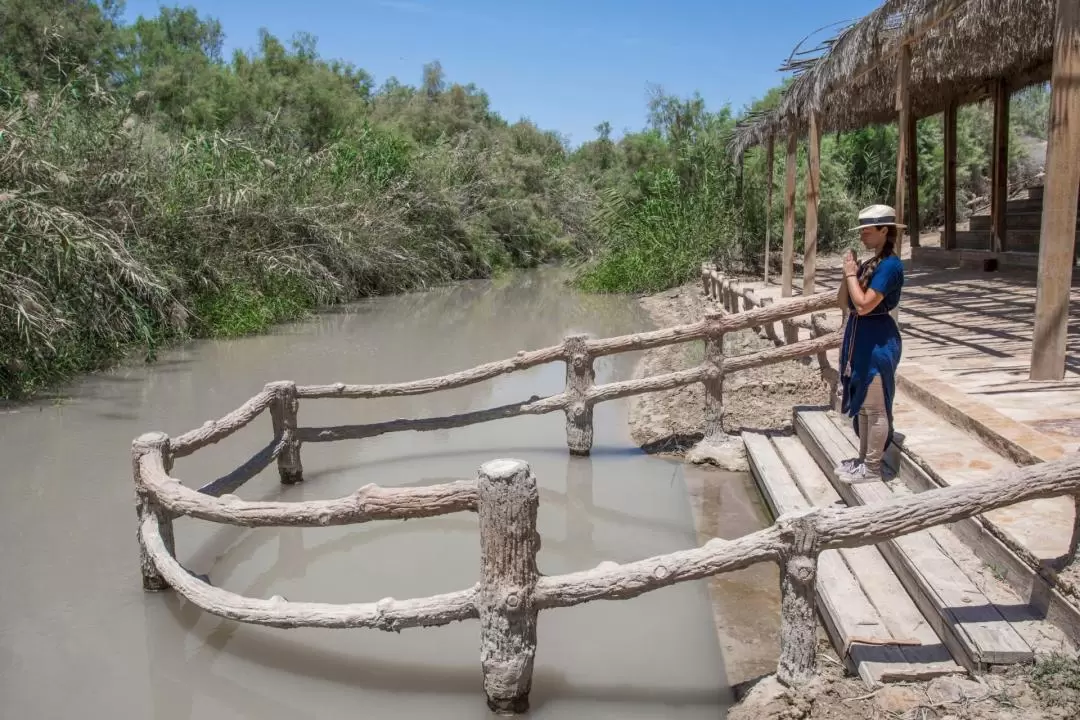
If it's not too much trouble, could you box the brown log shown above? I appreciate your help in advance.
[760,297,782,343]
[296,395,570,443]
[267,381,303,484]
[700,263,711,297]
[296,345,566,399]
[197,436,285,497]
[765,133,775,284]
[140,513,479,629]
[563,335,595,456]
[478,459,540,714]
[587,291,835,357]
[991,79,1009,252]
[782,133,798,297]
[133,432,175,591]
[803,110,820,295]
[723,332,841,375]
[170,390,274,459]
[1031,0,1080,381]
[139,447,478,527]
[703,313,725,438]
[776,511,820,687]
[944,98,958,250]
[586,366,712,406]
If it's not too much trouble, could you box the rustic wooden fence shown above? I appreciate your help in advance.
[132,288,1080,714]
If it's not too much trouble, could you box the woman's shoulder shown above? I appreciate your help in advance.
[881,254,904,274]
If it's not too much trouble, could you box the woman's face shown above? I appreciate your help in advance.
[859,225,888,251]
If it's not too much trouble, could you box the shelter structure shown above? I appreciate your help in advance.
[731,0,1078,381]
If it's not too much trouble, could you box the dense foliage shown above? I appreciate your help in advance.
[0,1,1051,398]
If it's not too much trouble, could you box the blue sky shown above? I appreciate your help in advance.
[121,0,880,146]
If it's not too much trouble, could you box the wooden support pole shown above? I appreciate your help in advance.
[268,381,303,484]
[765,134,775,285]
[1031,0,1080,382]
[895,44,912,261]
[133,432,175,592]
[478,459,540,714]
[760,297,782,344]
[700,263,710,297]
[703,312,725,438]
[782,133,798,297]
[906,110,920,248]
[562,335,595,455]
[803,111,821,295]
[776,511,820,687]
[992,79,1011,252]
[944,98,959,250]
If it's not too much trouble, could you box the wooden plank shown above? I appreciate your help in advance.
[992,79,1010,252]
[782,134,798,297]
[1031,0,1080,381]
[772,435,963,677]
[803,112,820,295]
[794,411,1034,669]
[765,134,775,285]
[944,98,958,250]
[744,432,915,686]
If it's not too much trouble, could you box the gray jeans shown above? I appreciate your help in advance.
[859,376,889,474]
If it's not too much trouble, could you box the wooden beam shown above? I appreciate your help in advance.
[991,79,1010,252]
[896,44,912,266]
[1031,0,1080,382]
[803,111,821,295]
[906,111,920,248]
[765,134,775,285]
[782,133,798,297]
[944,99,958,250]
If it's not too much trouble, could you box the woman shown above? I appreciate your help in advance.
[835,204,905,484]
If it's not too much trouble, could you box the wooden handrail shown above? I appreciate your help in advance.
[138,449,1080,706]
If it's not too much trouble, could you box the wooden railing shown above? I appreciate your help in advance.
[125,291,1080,713]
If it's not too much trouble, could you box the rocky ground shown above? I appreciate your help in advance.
[627,278,1080,720]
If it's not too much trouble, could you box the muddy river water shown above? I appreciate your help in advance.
[0,268,778,719]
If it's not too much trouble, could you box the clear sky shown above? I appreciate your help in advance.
[121,0,880,146]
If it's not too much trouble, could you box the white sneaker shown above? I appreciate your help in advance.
[839,463,882,485]
[834,457,862,475]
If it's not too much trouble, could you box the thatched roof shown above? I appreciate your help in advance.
[731,0,1054,159]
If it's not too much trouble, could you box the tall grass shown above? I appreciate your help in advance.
[0,84,591,399]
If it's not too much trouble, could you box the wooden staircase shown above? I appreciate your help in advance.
[953,185,1080,259]
[743,402,1078,686]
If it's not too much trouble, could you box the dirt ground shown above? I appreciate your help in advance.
[627,281,831,453]
[627,279,1080,720]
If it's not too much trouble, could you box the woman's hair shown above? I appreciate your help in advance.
[859,225,897,289]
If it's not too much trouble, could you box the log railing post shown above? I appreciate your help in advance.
[760,297,781,344]
[700,263,710,297]
[776,510,820,687]
[563,335,595,455]
[703,312,726,439]
[478,459,540,715]
[133,432,175,592]
[268,381,303,484]
[711,267,722,302]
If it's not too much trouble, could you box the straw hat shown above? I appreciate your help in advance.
[849,204,907,231]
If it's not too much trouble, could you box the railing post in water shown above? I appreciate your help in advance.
[478,459,540,715]
[703,312,726,439]
[132,432,175,592]
[563,334,595,455]
[267,381,303,484]
[776,510,820,687]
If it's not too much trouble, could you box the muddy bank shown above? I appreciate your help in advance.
[728,638,1080,720]
[628,281,831,452]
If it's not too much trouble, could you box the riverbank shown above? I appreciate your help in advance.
[627,278,1080,720]
[627,280,831,453]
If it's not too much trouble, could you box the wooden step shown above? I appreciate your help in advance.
[826,400,1080,647]
[793,410,1035,670]
[744,432,963,686]
[770,435,964,679]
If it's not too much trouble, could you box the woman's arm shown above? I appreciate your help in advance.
[844,275,884,316]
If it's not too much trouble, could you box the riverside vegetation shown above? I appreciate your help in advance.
[0,0,1054,400]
